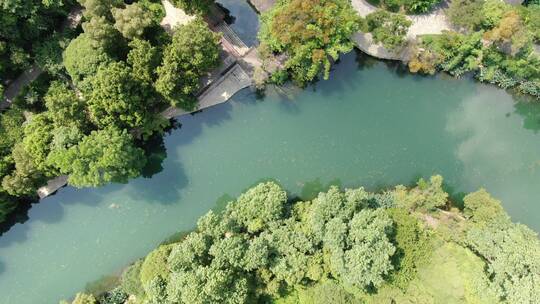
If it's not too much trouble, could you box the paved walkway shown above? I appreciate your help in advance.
[351,0,452,60]
[160,0,196,32]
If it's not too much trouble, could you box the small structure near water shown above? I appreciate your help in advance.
[37,0,259,199]
[248,0,275,13]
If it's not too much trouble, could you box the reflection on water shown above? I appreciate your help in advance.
[217,0,260,46]
[447,88,540,225]
[0,53,539,304]
[515,101,540,133]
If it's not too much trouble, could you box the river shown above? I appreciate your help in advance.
[1,41,540,304]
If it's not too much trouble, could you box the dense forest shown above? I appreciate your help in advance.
[63,176,540,304]
[0,0,219,225]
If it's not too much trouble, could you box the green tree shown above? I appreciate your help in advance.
[120,260,144,297]
[63,34,113,84]
[155,18,221,108]
[365,10,411,51]
[446,0,485,31]
[21,113,55,174]
[140,245,172,286]
[35,31,73,76]
[71,292,97,304]
[171,0,214,15]
[467,221,540,303]
[49,127,146,187]
[44,81,87,129]
[258,0,361,85]
[127,39,161,85]
[82,16,123,53]
[167,264,249,304]
[394,175,448,211]
[325,209,395,292]
[79,0,121,20]
[463,189,507,224]
[2,144,44,196]
[86,62,159,135]
[225,181,287,233]
[112,3,153,40]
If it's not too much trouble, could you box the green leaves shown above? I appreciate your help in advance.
[155,18,221,108]
[466,220,540,303]
[258,0,361,85]
[63,34,113,84]
[325,209,396,292]
[44,81,87,129]
[112,3,154,40]
[365,10,411,51]
[226,181,287,233]
[50,127,146,187]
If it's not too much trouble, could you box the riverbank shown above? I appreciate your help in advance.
[62,177,540,304]
[2,53,539,304]
[35,1,259,199]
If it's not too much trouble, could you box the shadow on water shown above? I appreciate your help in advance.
[444,183,467,210]
[0,198,33,237]
[84,275,120,296]
[140,133,169,179]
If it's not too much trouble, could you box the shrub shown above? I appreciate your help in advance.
[365,10,411,51]
[140,245,172,286]
[121,260,144,297]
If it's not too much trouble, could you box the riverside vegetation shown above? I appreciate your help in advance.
[63,176,540,304]
[257,0,540,97]
[0,0,219,225]
[1,0,539,225]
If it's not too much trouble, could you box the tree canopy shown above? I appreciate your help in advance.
[155,18,221,108]
[49,127,146,187]
[112,3,154,40]
[258,0,361,85]
[64,178,540,304]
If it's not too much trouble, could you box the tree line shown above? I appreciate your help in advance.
[255,0,539,98]
[64,176,540,304]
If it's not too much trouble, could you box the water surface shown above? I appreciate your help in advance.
[0,53,539,304]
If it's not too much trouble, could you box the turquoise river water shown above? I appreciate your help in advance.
[0,53,539,303]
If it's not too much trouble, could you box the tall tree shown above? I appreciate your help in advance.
[155,18,221,109]
[112,3,153,40]
[127,39,161,85]
[44,81,87,129]
[63,34,113,84]
[86,62,156,134]
[49,127,146,187]
[258,0,361,85]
